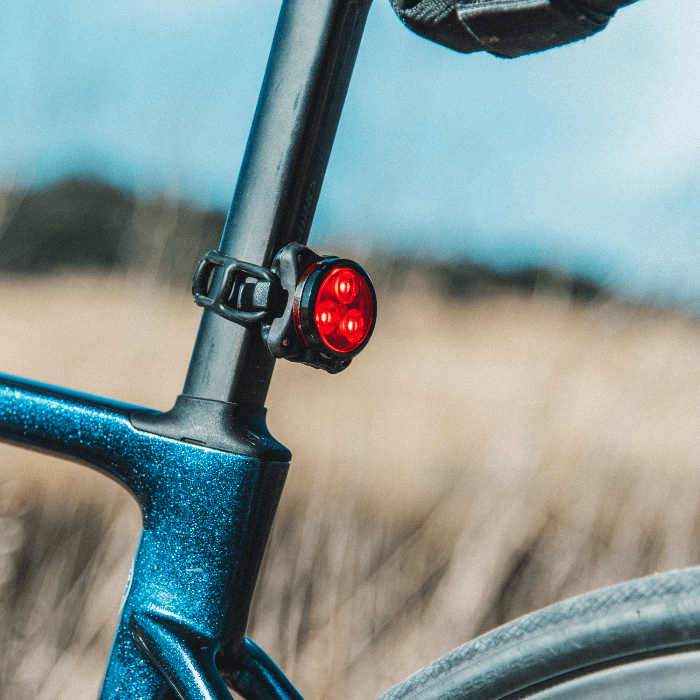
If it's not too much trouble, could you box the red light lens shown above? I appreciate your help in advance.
[315,267,373,353]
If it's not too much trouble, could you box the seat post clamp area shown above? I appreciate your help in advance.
[192,250,281,325]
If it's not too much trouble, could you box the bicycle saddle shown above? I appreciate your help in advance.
[389,0,639,58]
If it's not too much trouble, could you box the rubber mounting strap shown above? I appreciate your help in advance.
[389,0,639,58]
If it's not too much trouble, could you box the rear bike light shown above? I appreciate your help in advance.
[294,263,375,354]
[262,243,377,373]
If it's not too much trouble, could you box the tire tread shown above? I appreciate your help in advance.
[377,568,700,700]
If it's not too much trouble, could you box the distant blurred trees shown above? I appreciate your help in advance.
[0,178,606,301]
[0,179,225,283]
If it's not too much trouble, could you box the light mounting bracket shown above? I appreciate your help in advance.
[192,244,376,375]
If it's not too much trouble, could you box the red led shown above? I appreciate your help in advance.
[316,300,339,333]
[314,267,373,353]
[335,270,360,304]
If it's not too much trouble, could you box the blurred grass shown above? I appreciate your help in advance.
[1,270,700,700]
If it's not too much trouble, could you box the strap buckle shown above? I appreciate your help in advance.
[192,251,281,325]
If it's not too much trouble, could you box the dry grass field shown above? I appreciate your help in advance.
[2,272,700,699]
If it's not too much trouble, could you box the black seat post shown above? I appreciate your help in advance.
[183,0,373,407]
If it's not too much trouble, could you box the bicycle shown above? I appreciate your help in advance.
[4,0,700,698]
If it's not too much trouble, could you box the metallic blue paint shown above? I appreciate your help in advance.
[225,637,306,700]
[0,374,291,700]
[0,0,374,695]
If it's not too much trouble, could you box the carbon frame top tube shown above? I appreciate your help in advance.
[0,1,372,698]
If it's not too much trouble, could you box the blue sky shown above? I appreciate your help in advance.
[2,0,699,305]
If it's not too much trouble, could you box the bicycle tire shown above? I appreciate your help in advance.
[376,568,700,700]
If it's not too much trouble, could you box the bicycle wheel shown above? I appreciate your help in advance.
[376,568,700,700]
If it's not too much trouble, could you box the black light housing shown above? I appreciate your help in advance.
[262,243,376,373]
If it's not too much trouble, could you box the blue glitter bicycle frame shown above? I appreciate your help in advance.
[0,0,372,697]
